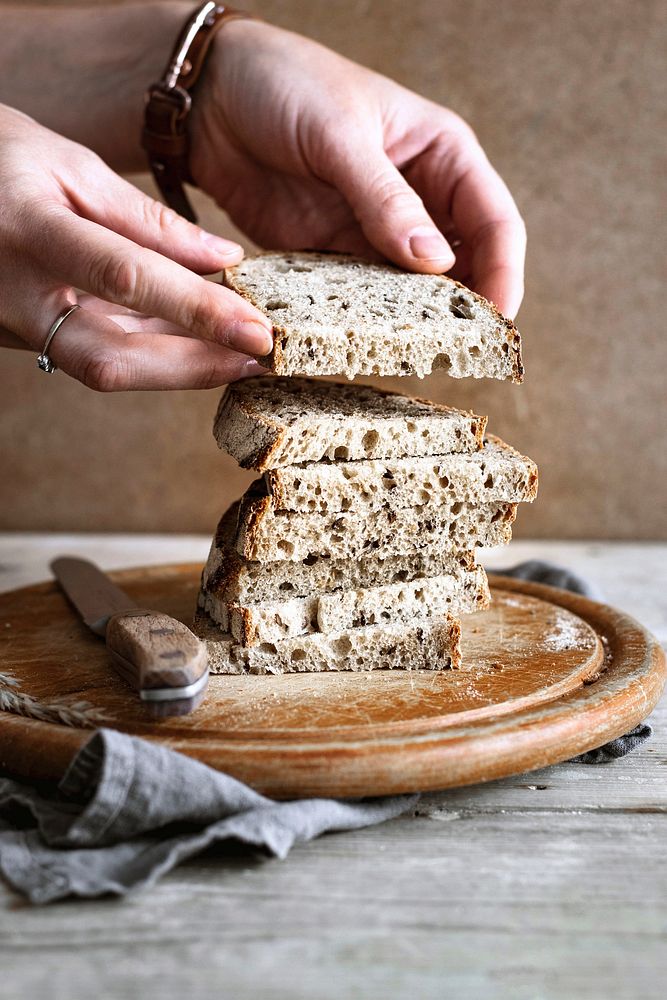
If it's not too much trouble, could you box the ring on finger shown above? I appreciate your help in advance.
[37,303,81,373]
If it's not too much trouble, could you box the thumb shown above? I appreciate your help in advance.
[328,145,455,272]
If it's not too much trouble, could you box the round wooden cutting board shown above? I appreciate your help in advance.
[0,565,664,798]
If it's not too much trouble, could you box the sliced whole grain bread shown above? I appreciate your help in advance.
[200,564,489,646]
[224,251,523,381]
[192,609,462,674]
[235,484,516,562]
[202,502,477,604]
[267,434,538,515]
[214,376,486,471]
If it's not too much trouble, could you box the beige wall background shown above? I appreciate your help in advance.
[2,0,665,538]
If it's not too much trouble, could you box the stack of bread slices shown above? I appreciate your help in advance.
[193,252,537,674]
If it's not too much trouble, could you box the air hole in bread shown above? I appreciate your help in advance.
[439,475,450,488]
[334,446,349,460]
[470,345,482,357]
[406,421,417,432]
[449,294,474,320]
[484,473,494,488]
[333,636,352,655]
[279,582,295,592]
[259,643,278,654]
[433,352,452,370]
[451,502,463,516]
[291,648,307,661]
[362,429,379,452]
[265,300,289,310]
[278,540,295,556]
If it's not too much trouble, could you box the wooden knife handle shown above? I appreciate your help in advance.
[105,609,208,699]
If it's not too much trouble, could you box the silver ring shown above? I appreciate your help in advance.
[37,303,80,373]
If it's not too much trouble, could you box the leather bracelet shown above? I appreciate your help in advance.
[142,2,253,223]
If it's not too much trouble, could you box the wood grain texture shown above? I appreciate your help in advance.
[1,538,666,1000]
[0,564,663,797]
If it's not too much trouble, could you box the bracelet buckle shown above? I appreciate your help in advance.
[142,2,252,223]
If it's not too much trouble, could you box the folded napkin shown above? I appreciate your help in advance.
[0,562,653,903]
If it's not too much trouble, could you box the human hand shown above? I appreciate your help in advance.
[191,20,526,319]
[0,105,273,390]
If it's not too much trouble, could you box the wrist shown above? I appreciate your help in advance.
[0,2,193,173]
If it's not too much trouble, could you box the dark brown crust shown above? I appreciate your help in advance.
[443,619,463,670]
[214,386,288,470]
[223,252,524,383]
[236,492,272,561]
[230,604,256,647]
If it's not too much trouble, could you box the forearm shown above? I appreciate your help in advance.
[0,2,191,172]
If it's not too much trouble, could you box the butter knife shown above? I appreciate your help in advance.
[51,557,208,717]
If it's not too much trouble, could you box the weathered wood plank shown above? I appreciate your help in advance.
[0,810,665,999]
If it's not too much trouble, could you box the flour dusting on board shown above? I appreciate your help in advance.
[543,609,593,652]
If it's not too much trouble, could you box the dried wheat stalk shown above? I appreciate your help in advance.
[0,671,110,728]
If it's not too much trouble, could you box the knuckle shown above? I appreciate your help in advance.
[445,112,479,148]
[88,252,140,304]
[369,175,424,217]
[80,349,129,393]
[141,197,182,237]
[185,284,218,338]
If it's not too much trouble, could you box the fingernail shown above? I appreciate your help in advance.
[228,320,274,356]
[200,232,243,259]
[409,227,455,264]
[243,358,271,376]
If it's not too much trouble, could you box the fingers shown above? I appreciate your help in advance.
[34,208,274,357]
[448,153,527,319]
[60,157,244,276]
[45,304,267,391]
[327,144,456,273]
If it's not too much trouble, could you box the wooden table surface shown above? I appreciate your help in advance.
[1,535,665,1000]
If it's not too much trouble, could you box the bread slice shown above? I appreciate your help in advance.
[200,564,489,646]
[203,502,477,604]
[214,376,486,472]
[235,485,516,562]
[224,251,523,381]
[192,609,462,674]
[267,434,538,515]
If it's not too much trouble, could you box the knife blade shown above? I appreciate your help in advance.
[51,557,208,717]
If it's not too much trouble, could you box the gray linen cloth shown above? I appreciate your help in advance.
[0,562,653,903]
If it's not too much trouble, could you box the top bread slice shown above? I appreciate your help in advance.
[223,251,523,381]
[214,376,486,471]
